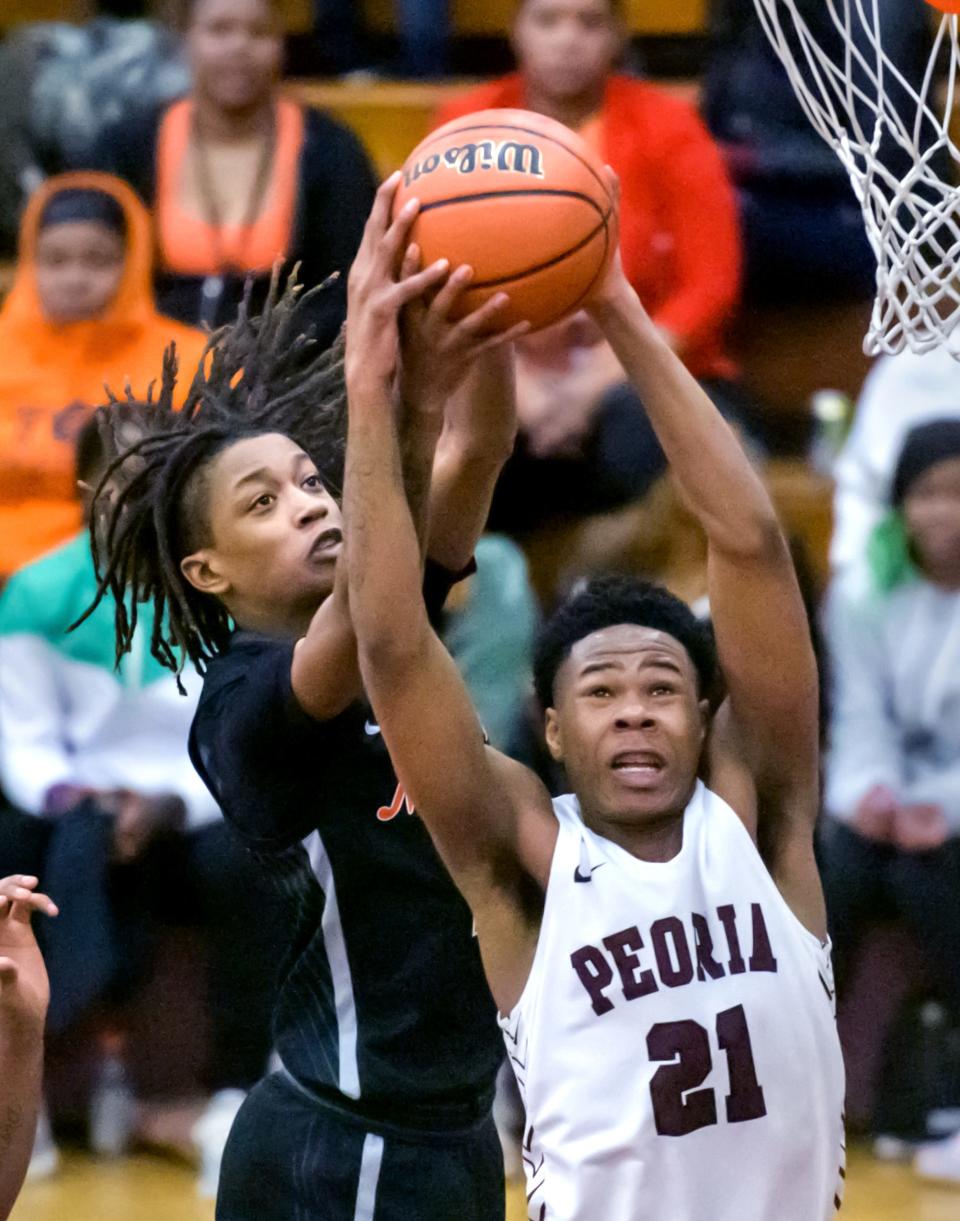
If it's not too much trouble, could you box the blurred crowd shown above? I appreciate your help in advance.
[1,0,960,1206]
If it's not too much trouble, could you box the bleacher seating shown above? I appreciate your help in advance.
[0,1,708,37]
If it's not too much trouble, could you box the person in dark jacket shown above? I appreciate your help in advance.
[91,0,377,343]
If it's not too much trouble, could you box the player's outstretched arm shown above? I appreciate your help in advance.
[342,187,556,1011]
[0,876,57,1221]
[425,345,518,572]
[292,183,519,720]
[587,212,822,933]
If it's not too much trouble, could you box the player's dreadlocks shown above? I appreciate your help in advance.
[74,268,346,685]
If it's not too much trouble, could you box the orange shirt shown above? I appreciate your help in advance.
[0,172,208,578]
[436,75,742,380]
[156,97,305,277]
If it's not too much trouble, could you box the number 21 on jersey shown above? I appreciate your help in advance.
[648,1004,766,1137]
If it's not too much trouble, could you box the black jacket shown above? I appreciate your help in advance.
[90,100,377,347]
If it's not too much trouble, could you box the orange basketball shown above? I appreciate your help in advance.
[393,108,616,332]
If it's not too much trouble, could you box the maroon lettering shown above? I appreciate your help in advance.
[647,1019,717,1136]
[747,903,778,973]
[571,945,615,1016]
[717,1004,767,1122]
[651,917,694,988]
[602,926,658,1001]
[692,913,726,981]
[717,904,746,974]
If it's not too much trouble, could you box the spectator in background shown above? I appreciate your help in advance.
[702,0,874,303]
[0,0,188,256]
[703,0,949,304]
[831,346,960,574]
[92,0,377,340]
[315,0,451,77]
[0,417,286,1192]
[442,535,539,751]
[0,875,57,1221]
[436,0,751,536]
[0,173,207,585]
[822,420,960,1170]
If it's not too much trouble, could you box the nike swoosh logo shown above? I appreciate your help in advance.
[574,863,605,883]
[364,721,380,737]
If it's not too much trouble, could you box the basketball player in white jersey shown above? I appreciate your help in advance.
[341,175,845,1221]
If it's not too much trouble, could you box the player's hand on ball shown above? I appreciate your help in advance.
[0,876,57,1038]
[399,249,530,406]
[345,172,452,392]
[584,167,635,320]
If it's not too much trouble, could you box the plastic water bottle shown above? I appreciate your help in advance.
[89,1036,134,1158]
[808,389,854,476]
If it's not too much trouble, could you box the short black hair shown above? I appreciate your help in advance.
[533,575,716,710]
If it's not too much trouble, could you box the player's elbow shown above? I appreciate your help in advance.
[710,505,786,563]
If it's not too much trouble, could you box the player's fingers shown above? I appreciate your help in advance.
[428,264,474,320]
[602,164,621,208]
[0,875,39,896]
[359,172,403,254]
[393,259,451,307]
[378,198,421,273]
[400,242,422,282]
[9,891,58,922]
[476,319,532,352]
[452,291,511,337]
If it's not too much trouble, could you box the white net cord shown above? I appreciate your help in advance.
[750,0,960,356]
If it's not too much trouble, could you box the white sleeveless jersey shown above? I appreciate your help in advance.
[499,782,845,1221]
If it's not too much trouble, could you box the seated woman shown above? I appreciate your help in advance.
[0,172,207,583]
[91,0,377,340]
[822,419,960,1176]
[436,0,753,539]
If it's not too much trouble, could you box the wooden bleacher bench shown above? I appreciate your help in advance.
[1,0,708,36]
[288,79,475,175]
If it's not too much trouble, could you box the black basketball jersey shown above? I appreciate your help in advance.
[188,589,502,1126]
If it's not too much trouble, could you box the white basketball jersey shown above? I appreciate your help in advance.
[499,782,845,1221]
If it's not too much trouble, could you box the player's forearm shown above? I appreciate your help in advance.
[0,1025,42,1220]
[426,351,518,571]
[591,281,780,560]
[344,374,432,670]
[399,397,444,558]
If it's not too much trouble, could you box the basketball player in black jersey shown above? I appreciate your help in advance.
[83,176,528,1219]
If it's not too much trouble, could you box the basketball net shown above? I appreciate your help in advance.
[750,0,960,355]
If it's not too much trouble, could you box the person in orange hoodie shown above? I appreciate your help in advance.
[0,172,208,582]
[435,0,755,539]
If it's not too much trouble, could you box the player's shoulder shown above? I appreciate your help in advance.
[196,630,296,722]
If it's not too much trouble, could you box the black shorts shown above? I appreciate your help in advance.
[216,1072,505,1221]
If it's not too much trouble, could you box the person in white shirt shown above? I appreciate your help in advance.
[0,417,285,1188]
[823,418,960,1184]
[831,345,960,573]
